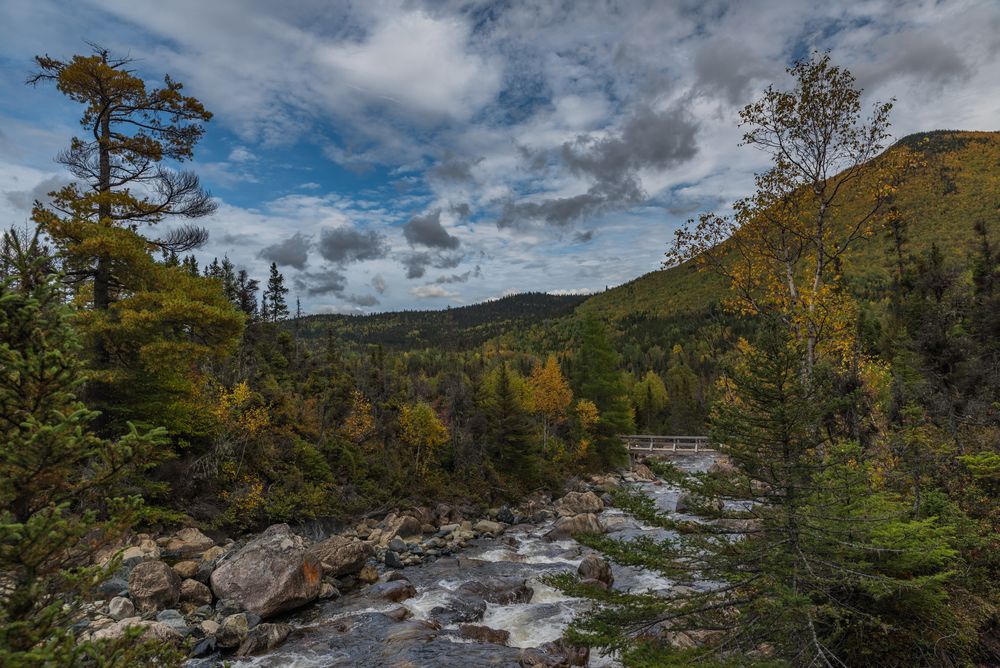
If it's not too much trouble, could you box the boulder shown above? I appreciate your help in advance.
[708,459,737,477]
[577,554,614,587]
[544,513,604,541]
[210,524,321,618]
[93,617,182,645]
[128,560,181,613]
[163,527,215,558]
[675,493,724,514]
[200,619,220,635]
[384,550,405,569]
[108,596,134,621]
[437,577,533,624]
[306,535,374,577]
[632,463,656,481]
[318,582,339,599]
[236,622,293,657]
[369,579,417,602]
[459,624,511,645]
[180,578,213,606]
[172,560,200,579]
[358,564,379,584]
[473,519,505,536]
[555,491,604,516]
[217,613,250,648]
[378,514,423,546]
[155,609,190,636]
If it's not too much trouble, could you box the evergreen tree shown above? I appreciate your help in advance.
[235,269,260,320]
[263,262,289,322]
[574,314,634,466]
[0,231,179,666]
[664,345,702,434]
[486,365,538,489]
[631,370,668,433]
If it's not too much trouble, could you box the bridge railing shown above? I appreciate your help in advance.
[622,434,713,454]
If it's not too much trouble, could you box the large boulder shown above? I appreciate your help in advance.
[93,617,182,645]
[555,491,604,516]
[577,554,614,587]
[236,622,293,657]
[632,463,656,481]
[473,519,505,536]
[128,560,181,613]
[210,524,321,618]
[544,513,604,541]
[368,579,417,603]
[162,527,215,558]
[460,624,511,645]
[435,577,533,624]
[306,535,374,576]
[377,514,423,547]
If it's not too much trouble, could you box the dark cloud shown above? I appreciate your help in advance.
[856,33,970,90]
[257,232,311,269]
[574,230,594,243]
[401,250,463,279]
[500,105,698,228]
[293,267,347,296]
[434,265,482,284]
[318,226,389,264]
[450,202,471,219]
[693,40,770,105]
[344,293,379,307]
[403,209,461,249]
[4,175,70,211]
[428,157,480,182]
[371,274,387,293]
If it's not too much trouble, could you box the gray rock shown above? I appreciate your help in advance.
[189,636,217,658]
[369,579,417,602]
[215,598,243,617]
[384,550,405,569]
[108,596,134,621]
[577,554,614,587]
[216,612,250,648]
[128,560,181,613]
[236,622,292,657]
[473,519,505,536]
[155,609,190,636]
[544,513,604,541]
[305,535,374,577]
[555,491,604,516]
[163,527,215,558]
[209,524,321,618]
[388,536,407,553]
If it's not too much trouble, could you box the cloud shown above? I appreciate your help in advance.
[228,146,256,162]
[409,284,459,299]
[574,230,594,243]
[428,157,480,182]
[4,174,69,211]
[400,250,463,279]
[257,232,311,269]
[344,293,379,307]
[318,226,389,265]
[371,274,387,293]
[293,267,347,296]
[693,39,771,105]
[451,202,471,219]
[403,209,461,249]
[434,265,481,284]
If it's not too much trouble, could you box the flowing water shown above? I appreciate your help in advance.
[217,454,719,667]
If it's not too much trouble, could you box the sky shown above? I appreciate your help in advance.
[0,0,998,314]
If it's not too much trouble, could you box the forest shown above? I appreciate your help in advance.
[0,41,997,668]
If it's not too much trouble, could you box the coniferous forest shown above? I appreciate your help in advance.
[1,9,998,668]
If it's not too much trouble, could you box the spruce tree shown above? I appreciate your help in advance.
[0,231,179,666]
[263,262,289,322]
[574,314,633,466]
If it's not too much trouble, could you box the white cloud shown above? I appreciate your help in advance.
[409,284,460,299]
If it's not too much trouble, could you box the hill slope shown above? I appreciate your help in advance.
[578,130,1000,322]
[294,292,587,350]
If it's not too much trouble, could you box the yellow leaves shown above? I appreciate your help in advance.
[576,399,600,432]
[527,355,573,422]
[342,390,375,444]
[214,381,270,436]
[398,402,449,475]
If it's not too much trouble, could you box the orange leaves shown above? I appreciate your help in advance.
[528,355,573,424]
[342,390,375,445]
[576,399,600,432]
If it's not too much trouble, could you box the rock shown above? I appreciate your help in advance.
[215,598,243,617]
[200,619,220,635]
[384,550,405,569]
[318,582,339,599]
[190,636,217,658]
[708,459,737,477]
[163,527,215,558]
[93,618,182,644]
[358,564,379,584]
[180,578,213,606]
[217,613,251,648]
[172,560,200,579]
[209,524,321,618]
[378,514,423,546]
[540,638,589,666]
[307,535,375,577]
[496,505,518,525]
[473,519,505,536]
[632,463,656,481]
[675,492,724,514]
[201,545,227,563]
[155,609,190,636]
[459,624,510,645]
[385,604,411,621]
[388,536,407,553]
[369,579,417,602]
[236,622,293,657]
[438,523,459,534]
[128,560,181,613]
[577,554,614,587]
[555,491,604,516]
[437,577,533,624]
[108,596,134,620]
[544,513,604,541]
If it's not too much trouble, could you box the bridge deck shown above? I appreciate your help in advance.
[623,434,714,455]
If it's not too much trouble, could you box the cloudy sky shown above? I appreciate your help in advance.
[1,0,998,313]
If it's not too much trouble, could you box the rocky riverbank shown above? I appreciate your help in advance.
[77,456,714,666]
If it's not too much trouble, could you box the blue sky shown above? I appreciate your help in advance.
[1,0,998,313]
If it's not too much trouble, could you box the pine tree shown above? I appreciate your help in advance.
[574,314,634,466]
[235,269,260,320]
[0,231,180,666]
[263,262,289,322]
[486,365,538,489]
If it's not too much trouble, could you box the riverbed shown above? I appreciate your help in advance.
[216,454,718,667]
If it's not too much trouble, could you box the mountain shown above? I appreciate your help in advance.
[293,291,587,350]
[577,130,1000,323]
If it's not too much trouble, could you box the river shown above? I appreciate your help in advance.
[213,454,718,667]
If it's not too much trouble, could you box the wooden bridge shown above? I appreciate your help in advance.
[623,434,714,457]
